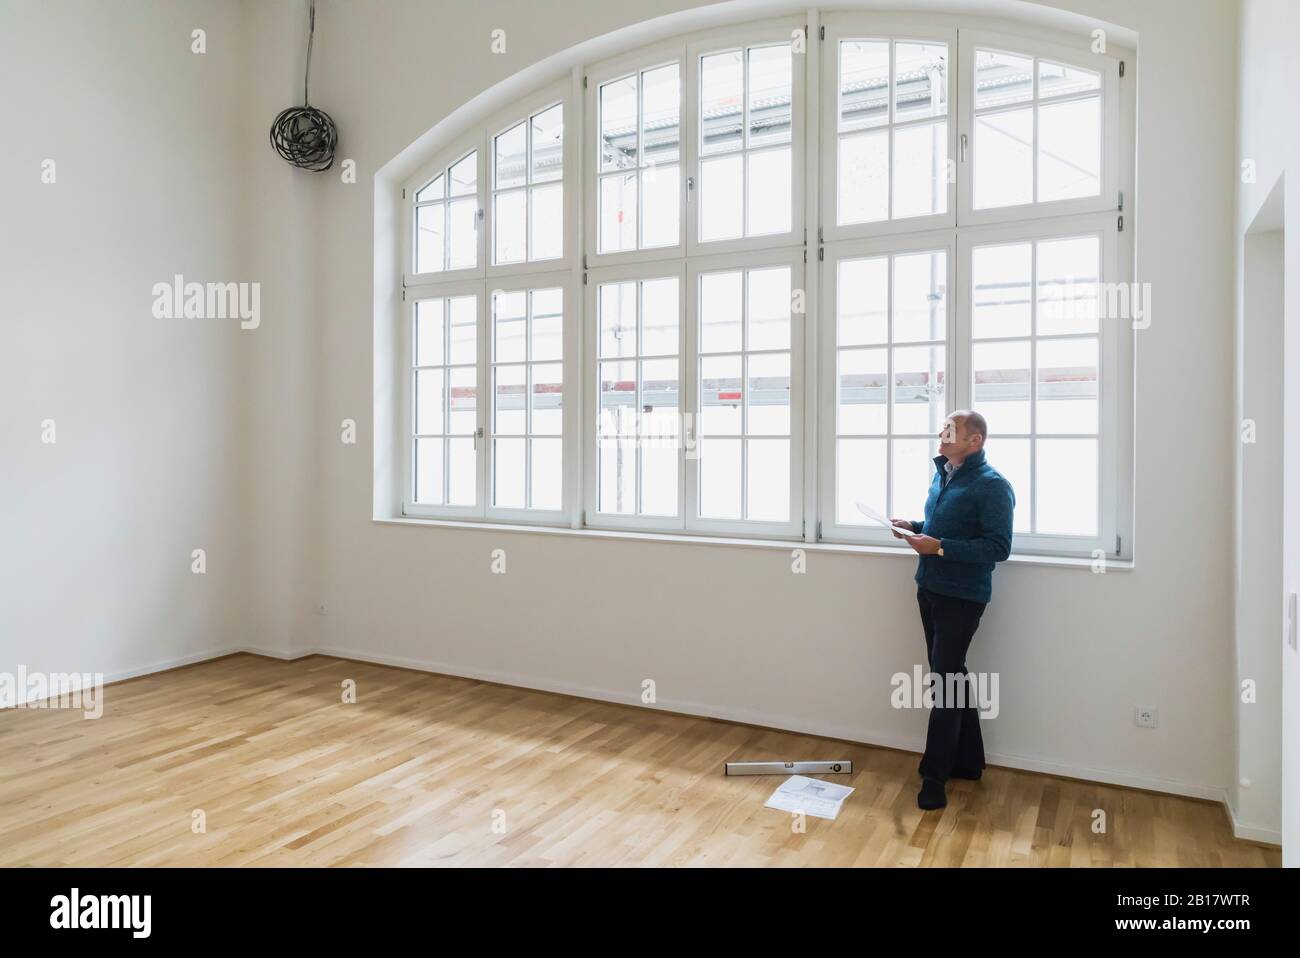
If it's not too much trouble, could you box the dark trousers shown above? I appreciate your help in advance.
[916,587,988,783]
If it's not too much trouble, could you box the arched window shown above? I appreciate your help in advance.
[397,9,1134,559]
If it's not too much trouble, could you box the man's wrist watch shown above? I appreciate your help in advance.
[936,540,944,557]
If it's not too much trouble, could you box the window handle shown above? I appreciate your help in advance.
[960,133,968,163]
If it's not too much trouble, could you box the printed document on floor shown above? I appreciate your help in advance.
[764,775,855,820]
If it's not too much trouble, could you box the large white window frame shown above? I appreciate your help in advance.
[395,10,1136,561]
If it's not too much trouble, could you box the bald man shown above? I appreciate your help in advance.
[891,410,1015,811]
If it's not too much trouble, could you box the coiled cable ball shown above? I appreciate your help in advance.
[269,104,338,172]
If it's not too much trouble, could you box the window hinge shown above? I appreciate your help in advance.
[583,272,588,285]
[1117,213,1124,232]
[583,75,588,89]
[1116,534,1122,555]
[817,521,822,540]
[583,254,588,270]
[401,288,406,301]
[401,187,406,200]
[1119,60,1125,78]
[1118,190,1124,212]
[819,25,825,40]
[818,246,824,261]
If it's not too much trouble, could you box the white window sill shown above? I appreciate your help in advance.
[374,516,1134,571]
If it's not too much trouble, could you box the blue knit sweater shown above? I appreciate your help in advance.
[912,448,1015,603]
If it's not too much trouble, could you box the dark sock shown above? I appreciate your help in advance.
[917,778,947,810]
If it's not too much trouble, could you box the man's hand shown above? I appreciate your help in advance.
[889,518,915,539]
[907,534,942,555]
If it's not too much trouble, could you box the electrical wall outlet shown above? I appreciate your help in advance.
[1135,705,1158,729]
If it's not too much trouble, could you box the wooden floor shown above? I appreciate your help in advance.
[0,653,1278,867]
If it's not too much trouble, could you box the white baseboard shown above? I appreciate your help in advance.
[306,643,1232,806]
[1225,804,1282,845]
[64,643,1252,815]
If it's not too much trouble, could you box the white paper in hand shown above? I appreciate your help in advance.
[855,499,922,538]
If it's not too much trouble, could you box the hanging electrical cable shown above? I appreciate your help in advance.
[269,0,338,172]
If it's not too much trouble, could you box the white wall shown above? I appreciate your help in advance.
[281,0,1241,802]
[1236,0,1299,862]
[0,0,249,683]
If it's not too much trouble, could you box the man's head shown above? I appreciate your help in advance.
[938,409,987,465]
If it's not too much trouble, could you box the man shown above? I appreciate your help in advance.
[891,410,1014,811]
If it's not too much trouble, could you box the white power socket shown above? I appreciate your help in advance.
[1135,705,1158,729]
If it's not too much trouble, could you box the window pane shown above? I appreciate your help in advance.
[700,355,742,435]
[1038,97,1100,202]
[837,437,885,525]
[416,299,444,367]
[531,288,563,362]
[448,366,477,434]
[1037,235,1099,335]
[700,154,743,241]
[449,153,476,196]
[1036,337,1098,434]
[599,282,637,359]
[598,361,636,436]
[415,172,445,203]
[972,243,1031,339]
[747,267,791,350]
[415,368,444,435]
[838,348,887,434]
[600,75,638,172]
[746,147,792,236]
[973,340,1031,434]
[699,437,742,518]
[839,40,889,132]
[974,108,1033,209]
[642,63,681,166]
[599,172,638,253]
[415,437,444,504]
[838,257,887,346]
[494,190,527,264]
[641,443,678,516]
[448,197,477,270]
[448,437,476,506]
[642,357,679,435]
[992,437,1031,533]
[747,352,790,435]
[1038,60,1100,99]
[493,437,526,508]
[974,50,1033,109]
[531,363,564,435]
[892,345,945,434]
[892,250,946,344]
[747,44,792,148]
[530,438,563,510]
[892,437,936,522]
[416,203,444,272]
[530,104,564,183]
[448,296,476,364]
[495,122,527,190]
[1036,438,1097,535]
[701,50,743,155]
[641,163,680,248]
[641,277,679,356]
[894,42,947,121]
[747,438,789,521]
[494,291,526,363]
[892,121,947,219]
[529,183,563,260]
[599,438,637,514]
[700,271,742,353]
[838,130,888,225]
[494,364,526,434]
